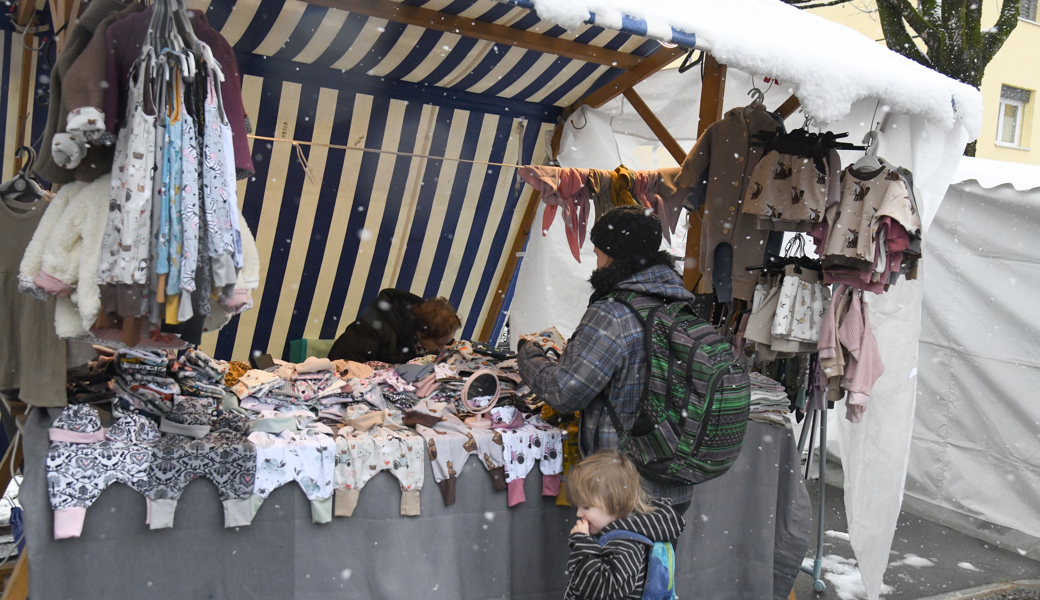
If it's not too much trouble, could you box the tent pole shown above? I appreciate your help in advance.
[622,88,686,164]
[477,184,544,343]
[477,112,571,343]
[683,53,726,293]
[307,0,641,70]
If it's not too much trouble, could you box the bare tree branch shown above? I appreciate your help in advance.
[983,0,1022,62]
[876,0,933,67]
[882,0,940,48]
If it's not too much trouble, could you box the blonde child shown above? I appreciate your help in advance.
[563,450,686,600]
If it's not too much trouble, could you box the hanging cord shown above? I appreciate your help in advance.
[293,142,318,186]
[248,134,526,169]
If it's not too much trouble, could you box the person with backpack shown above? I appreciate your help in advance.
[564,450,685,600]
[517,206,750,506]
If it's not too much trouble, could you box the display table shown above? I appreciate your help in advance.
[22,410,809,600]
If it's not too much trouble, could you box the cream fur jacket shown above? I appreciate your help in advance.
[20,175,260,338]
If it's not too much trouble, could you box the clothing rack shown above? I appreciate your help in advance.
[797,398,829,593]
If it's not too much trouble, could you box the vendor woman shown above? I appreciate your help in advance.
[328,289,462,364]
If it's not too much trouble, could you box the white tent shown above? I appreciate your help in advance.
[508,3,983,597]
[905,157,1040,561]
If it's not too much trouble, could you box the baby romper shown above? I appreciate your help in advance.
[333,426,379,517]
[249,427,336,524]
[373,426,425,516]
[98,61,155,292]
[416,413,507,506]
[47,407,159,539]
[493,408,564,507]
[333,426,425,517]
[524,414,564,496]
[202,73,237,289]
[145,400,256,529]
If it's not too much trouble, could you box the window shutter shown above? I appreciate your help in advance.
[1022,0,1038,22]
[1001,85,1032,104]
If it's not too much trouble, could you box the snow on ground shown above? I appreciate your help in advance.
[826,530,851,542]
[958,562,983,572]
[803,555,896,600]
[889,554,936,568]
[526,0,982,133]
[0,477,21,527]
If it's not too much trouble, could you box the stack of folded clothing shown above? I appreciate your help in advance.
[748,372,791,426]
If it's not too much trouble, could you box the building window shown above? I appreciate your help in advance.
[1023,0,1038,22]
[997,85,1031,147]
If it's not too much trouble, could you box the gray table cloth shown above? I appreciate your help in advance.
[22,410,809,600]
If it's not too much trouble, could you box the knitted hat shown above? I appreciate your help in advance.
[159,397,213,439]
[589,206,663,261]
[49,404,106,444]
[106,412,161,444]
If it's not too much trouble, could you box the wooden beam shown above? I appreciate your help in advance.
[479,116,569,342]
[0,552,27,600]
[12,0,36,175]
[583,46,688,109]
[776,94,801,120]
[623,88,685,164]
[14,0,34,28]
[304,0,642,70]
[478,185,542,343]
[684,53,726,293]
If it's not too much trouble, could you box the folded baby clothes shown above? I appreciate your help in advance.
[47,409,159,539]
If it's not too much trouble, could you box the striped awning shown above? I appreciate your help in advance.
[8,0,682,360]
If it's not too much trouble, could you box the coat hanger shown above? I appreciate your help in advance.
[852,125,882,171]
[0,146,46,206]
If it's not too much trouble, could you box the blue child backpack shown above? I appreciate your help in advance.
[597,530,676,600]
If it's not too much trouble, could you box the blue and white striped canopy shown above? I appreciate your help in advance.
[6,0,682,360]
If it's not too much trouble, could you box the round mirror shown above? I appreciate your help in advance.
[462,370,500,429]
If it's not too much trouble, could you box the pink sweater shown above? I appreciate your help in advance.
[838,290,885,422]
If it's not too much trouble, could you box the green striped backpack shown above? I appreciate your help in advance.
[602,291,751,486]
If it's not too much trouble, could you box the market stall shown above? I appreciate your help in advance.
[0,0,983,599]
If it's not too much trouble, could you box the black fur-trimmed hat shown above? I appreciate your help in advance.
[589,205,663,261]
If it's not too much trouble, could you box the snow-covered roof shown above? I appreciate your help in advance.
[953,157,1040,192]
[522,0,983,135]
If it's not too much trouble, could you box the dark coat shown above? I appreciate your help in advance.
[328,289,424,364]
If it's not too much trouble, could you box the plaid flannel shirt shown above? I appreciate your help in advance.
[518,265,695,503]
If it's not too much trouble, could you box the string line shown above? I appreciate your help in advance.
[248,134,525,169]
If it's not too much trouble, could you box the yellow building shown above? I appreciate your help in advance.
[811,0,1040,165]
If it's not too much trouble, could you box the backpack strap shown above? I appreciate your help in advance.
[596,291,667,438]
[597,529,654,547]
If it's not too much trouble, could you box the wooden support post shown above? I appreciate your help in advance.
[478,114,569,343]
[622,88,685,164]
[12,0,36,174]
[478,185,543,343]
[683,53,726,293]
[776,94,801,120]
[48,0,80,55]
[0,552,27,600]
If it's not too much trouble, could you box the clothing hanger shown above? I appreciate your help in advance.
[0,146,46,206]
[852,125,882,171]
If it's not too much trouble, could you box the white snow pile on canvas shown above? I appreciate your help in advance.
[528,0,982,134]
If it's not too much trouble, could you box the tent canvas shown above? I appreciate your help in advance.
[905,159,1040,561]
